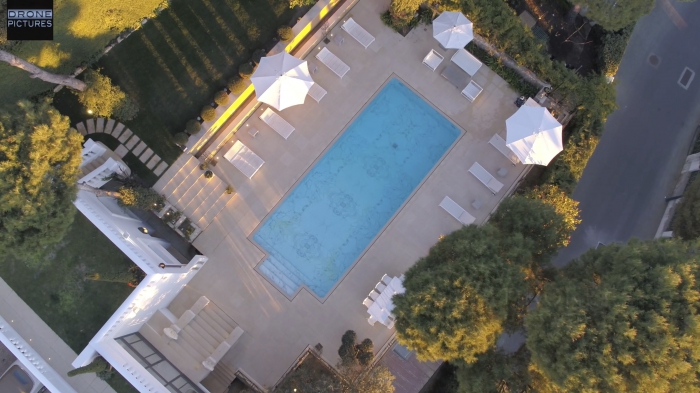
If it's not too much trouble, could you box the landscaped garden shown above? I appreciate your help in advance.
[52,0,298,164]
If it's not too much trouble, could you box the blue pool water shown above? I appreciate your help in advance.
[254,79,461,297]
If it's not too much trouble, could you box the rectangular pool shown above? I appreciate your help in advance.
[254,79,461,298]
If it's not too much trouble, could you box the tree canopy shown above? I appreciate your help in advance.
[0,99,83,263]
[393,225,531,363]
[75,69,139,121]
[526,239,700,393]
[673,177,700,240]
[579,0,654,31]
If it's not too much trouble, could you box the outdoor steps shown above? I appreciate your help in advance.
[203,361,238,393]
[155,155,198,197]
[259,255,310,296]
[189,183,228,225]
[200,193,233,226]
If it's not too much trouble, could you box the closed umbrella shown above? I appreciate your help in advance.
[251,52,314,111]
[505,106,563,166]
[433,11,474,49]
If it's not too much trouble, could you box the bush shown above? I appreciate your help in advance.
[173,132,189,147]
[600,25,633,77]
[75,69,138,120]
[185,119,202,135]
[67,357,109,377]
[113,97,139,121]
[118,187,166,210]
[289,0,316,8]
[201,106,216,122]
[214,90,229,106]
[204,170,214,179]
[228,77,248,95]
[239,63,254,79]
[252,49,266,65]
[278,26,293,41]
[225,185,235,194]
[672,177,700,240]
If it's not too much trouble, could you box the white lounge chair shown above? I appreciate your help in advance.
[315,47,350,78]
[341,17,375,49]
[488,134,519,165]
[223,140,264,179]
[375,282,387,292]
[259,108,294,139]
[451,49,482,76]
[369,291,379,301]
[368,315,377,326]
[462,80,483,102]
[468,162,504,194]
[381,274,392,285]
[308,83,327,103]
[439,196,476,225]
[363,297,374,308]
[423,49,444,71]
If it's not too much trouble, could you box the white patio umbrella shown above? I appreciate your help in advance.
[250,52,314,111]
[432,11,474,49]
[505,106,563,166]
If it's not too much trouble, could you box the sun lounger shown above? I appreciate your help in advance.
[315,47,350,78]
[488,134,520,165]
[468,162,504,194]
[439,196,476,225]
[441,63,469,90]
[341,17,375,49]
[308,83,327,103]
[423,49,444,71]
[223,140,264,179]
[259,108,294,139]
[461,80,483,102]
[451,49,482,76]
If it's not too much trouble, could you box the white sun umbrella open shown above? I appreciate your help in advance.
[433,11,474,49]
[251,52,314,111]
[505,106,564,166]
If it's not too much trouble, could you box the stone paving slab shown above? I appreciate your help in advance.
[146,154,161,169]
[118,128,133,143]
[139,148,154,163]
[132,141,147,156]
[114,144,129,158]
[95,118,105,134]
[153,161,169,176]
[125,135,140,150]
[86,119,95,134]
[111,123,125,138]
[104,119,116,135]
[76,122,87,136]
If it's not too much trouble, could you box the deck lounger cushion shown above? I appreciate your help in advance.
[423,49,444,71]
[224,140,265,179]
[308,83,327,103]
[259,107,295,139]
[341,17,375,49]
[469,162,504,194]
[488,134,520,165]
[439,196,476,225]
[440,63,469,90]
[451,49,482,76]
[315,47,350,78]
[461,80,484,102]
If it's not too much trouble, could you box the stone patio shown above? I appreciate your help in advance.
[155,0,526,389]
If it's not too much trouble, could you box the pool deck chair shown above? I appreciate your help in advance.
[439,196,476,225]
[316,47,350,78]
[488,134,519,165]
[469,162,504,194]
[451,48,482,76]
[423,49,444,71]
[341,17,375,49]
[462,80,483,102]
[260,108,294,139]
[223,140,264,179]
[308,83,327,103]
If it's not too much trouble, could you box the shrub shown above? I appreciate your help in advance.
[252,49,266,65]
[289,0,316,8]
[173,132,189,147]
[201,106,216,122]
[199,163,208,170]
[228,77,248,95]
[67,357,109,377]
[600,25,633,77]
[214,90,229,106]
[278,26,293,41]
[185,119,202,135]
[75,69,138,120]
[113,97,139,121]
[672,177,700,240]
[204,170,214,179]
[118,187,166,210]
[225,185,235,194]
[239,63,254,79]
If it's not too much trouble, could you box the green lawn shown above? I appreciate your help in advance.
[0,0,163,107]
[0,212,138,393]
[54,0,296,164]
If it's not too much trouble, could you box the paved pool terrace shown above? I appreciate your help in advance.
[159,0,528,388]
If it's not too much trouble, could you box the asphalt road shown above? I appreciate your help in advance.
[552,0,700,267]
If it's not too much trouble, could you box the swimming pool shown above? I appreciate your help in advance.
[255,79,461,298]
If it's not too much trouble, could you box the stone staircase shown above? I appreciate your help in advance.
[258,254,311,296]
[154,155,234,230]
[201,360,238,393]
